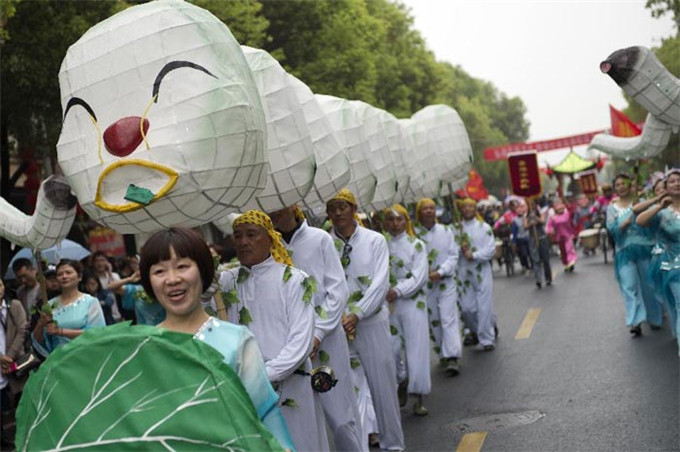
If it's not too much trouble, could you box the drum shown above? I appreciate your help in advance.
[578,229,600,250]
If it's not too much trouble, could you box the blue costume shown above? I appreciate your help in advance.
[195,316,296,451]
[32,293,106,356]
[120,284,166,326]
[648,208,680,343]
[606,203,662,328]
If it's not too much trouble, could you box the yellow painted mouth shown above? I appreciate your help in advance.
[94,159,178,213]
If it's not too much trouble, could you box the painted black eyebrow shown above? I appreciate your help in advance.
[63,97,97,122]
[152,61,217,102]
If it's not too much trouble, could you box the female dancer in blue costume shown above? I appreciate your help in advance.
[606,174,661,337]
[637,169,680,352]
[139,227,295,450]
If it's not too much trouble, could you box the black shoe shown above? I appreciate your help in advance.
[546,279,552,286]
[368,433,380,448]
[536,282,542,289]
[445,358,460,376]
[630,325,642,337]
[398,379,408,407]
[650,324,662,330]
[494,324,499,339]
[482,344,495,351]
[463,332,479,346]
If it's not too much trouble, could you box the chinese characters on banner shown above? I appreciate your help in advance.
[88,226,126,256]
[578,170,599,196]
[508,152,542,198]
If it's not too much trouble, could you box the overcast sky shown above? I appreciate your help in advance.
[400,0,676,164]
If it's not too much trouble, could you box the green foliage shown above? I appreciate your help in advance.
[646,0,680,29]
[189,0,269,48]
[283,266,292,283]
[301,276,317,304]
[237,267,250,283]
[315,305,329,320]
[223,289,240,307]
[357,275,372,286]
[318,350,330,364]
[238,306,253,325]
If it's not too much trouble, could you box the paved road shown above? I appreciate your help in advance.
[401,253,679,452]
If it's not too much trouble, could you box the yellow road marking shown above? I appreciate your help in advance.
[515,308,542,339]
[456,432,487,452]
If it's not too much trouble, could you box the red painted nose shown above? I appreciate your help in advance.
[103,116,150,157]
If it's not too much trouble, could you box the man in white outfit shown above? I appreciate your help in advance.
[384,204,431,416]
[220,210,329,452]
[326,189,405,452]
[414,198,463,375]
[270,205,366,452]
[456,198,498,351]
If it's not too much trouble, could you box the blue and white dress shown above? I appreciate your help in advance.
[195,317,296,451]
[32,293,106,356]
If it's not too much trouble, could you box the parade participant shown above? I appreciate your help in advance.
[326,189,404,452]
[270,205,364,452]
[457,198,497,351]
[511,200,533,274]
[91,251,123,321]
[414,198,463,376]
[139,227,295,451]
[43,265,61,300]
[220,211,328,452]
[0,277,29,449]
[383,205,430,416]
[632,173,668,311]
[545,199,577,272]
[11,258,40,317]
[109,270,166,326]
[524,200,553,289]
[32,259,106,356]
[636,169,680,348]
[606,174,662,336]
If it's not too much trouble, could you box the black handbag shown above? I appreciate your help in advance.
[12,352,41,378]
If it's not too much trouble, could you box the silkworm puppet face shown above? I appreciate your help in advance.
[56,0,267,234]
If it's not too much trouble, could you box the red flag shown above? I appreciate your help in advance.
[455,169,489,200]
[610,105,641,137]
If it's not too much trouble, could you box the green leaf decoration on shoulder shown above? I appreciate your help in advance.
[287,249,294,258]
[396,259,405,268]
[348,304,362,315]
[382,232,392,243]
[414,242,423,252]
[427,249,438,265]
[334,239,343,252]
[405,271,413,279]
[283,266,293,282]
[341,256,350,268]
[476,263,482,272]
[223,289,240,307]
[464,280,471,288]
[389,272,397,287]
[431,320,441,327]
[348,291,364,304]
[238,306,253,325]
[237,267,249,283]
[204,305,217,317]
[390,324,399,336]
[318,350,330,364]
[439,283,446,290]
[282,398,298,408]
[357,275,372,286]
[350,357,361,369]
[433,346,441,354]
[427,281,433,289]
[315,305,329,320]
[407,235,415,243]
[476,274,482,284]
[416,301,426,310]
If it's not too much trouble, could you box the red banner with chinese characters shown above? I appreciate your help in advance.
[578,170,599,196]
[88,226,126,257]
[508,151,542,198]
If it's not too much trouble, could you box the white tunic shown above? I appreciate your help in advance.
[387,232,431,395]
[415,223,463,359]
[329,224,405,451]
[284,220,365,452]
[457,219,497,347]
[220,256,328,452]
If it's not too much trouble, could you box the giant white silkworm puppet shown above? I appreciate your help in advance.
[0,175,77,249]
[588,46,679,158]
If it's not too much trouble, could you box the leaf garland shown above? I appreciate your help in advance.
[315,305,329,320]
[237,267,249,283]
[238,306,253,325]
[283,266,293,282]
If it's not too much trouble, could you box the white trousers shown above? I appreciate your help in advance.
[279,363,330,452]
[458,263,495,347]
[389,298,432,395]
[426,279,462,359]
[313,324,366,452]
[350,306,405,451]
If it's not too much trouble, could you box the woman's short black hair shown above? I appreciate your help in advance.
[56,259,84,277]
[139,227,214,300]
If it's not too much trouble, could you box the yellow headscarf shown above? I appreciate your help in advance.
[455,197,483,221]
[384,204,415,237]
[415,198,437,225]
[293,204,306,222]
[233,210,293,267]
[327,188,365,227]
